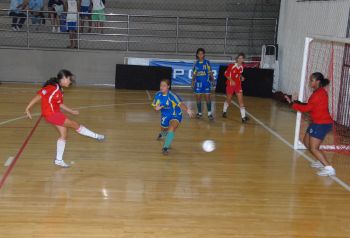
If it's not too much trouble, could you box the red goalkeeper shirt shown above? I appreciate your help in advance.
[292,88,333,124]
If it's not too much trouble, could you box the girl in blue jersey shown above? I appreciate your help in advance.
[152,79,194,155]
[192,48,215,120]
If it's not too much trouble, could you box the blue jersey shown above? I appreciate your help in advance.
[193,59,212,83]
[152,91,183,117]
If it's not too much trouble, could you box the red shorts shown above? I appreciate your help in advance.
[44,112,67,126]
[226,80,242,95]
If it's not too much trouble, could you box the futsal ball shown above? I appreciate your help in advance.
[202,140,216,152]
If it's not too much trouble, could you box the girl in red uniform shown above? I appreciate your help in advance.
[222,53,249,123]
[25,69,105,168]
[286,72,335,176]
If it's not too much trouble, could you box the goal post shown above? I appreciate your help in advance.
[294,35,350,153]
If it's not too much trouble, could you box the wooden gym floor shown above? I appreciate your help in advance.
[0,84,349,238]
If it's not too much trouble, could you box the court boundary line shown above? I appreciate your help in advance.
[220,96,350,192]
[0,116,42,189]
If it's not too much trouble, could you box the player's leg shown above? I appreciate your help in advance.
[63,118,105,141]
[236,92,248,123]
[205,93,213,120]
[196,93,203,118]
[223,93,232,118]
[54,125,70,168]
[162,119,180,155]
[309,136,335,176]
[157,127,168,140]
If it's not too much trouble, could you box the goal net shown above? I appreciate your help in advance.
[294,36,350,153]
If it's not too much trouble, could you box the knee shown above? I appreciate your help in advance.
[309,146,319,154]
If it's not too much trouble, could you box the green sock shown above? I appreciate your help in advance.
[161,131,168,138]
[207,101,212,114]
[197,102,202,114]
[164,131,175,149]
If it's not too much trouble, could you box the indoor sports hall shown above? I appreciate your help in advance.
[0,0,349,237]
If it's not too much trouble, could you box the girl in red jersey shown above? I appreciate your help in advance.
[222,53,249,123]
[25,69,105,168]
[286,72,335,176]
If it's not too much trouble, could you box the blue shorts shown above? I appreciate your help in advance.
[80,6,91,17]
[67,21,77,31]
[306,123,332,140]
[194,80,211,94]
[161,115,182,128]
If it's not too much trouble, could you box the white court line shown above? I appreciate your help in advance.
[146,90,152,101]
[219,95,350,192]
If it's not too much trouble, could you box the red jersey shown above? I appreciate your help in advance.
[224,63,244,84]
[37,84,64,117]
[292,88,333,124]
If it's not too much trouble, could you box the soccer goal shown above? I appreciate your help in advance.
[294,35,350,153]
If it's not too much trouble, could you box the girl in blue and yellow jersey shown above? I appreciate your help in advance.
[152,79,194,155]
[192,48,215,120]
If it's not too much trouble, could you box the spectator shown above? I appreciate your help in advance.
[65,0,78,48]
[90,0,105,33]
[48,0,64,32]
[9,0,27,31]
[79,0,92,33]
[28,0,44,30]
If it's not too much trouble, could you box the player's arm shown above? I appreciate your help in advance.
[25,94,41,119]
[291,95,315,112]
[207,61,214,81]
[224,65,235,85]
[60,104,79,115]
[191,64,197,88]
[179,103,194,118]
[151,96,163,111]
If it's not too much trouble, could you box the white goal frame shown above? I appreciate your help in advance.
[294,35,350,150]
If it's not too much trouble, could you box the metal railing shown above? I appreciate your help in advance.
[0,9,278,55]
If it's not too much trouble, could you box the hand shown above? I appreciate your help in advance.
[155,105,163,111]
[187,109,195,118]
[241,76,245,82]
[25,108,32,119]
[284,95,292,104]
[71,110,79,115]
[191,81,195,89]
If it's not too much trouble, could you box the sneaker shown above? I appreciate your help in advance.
[15,26,20,31]
[242,116,249,123]
[222,112,227,118]
[52,26,56,32]
[311,161,324,169]
[208,114,214,121]
[162,147,169,155]
[96,134,105,142]
[54,159,71,168]
[196,113,203,119]
[57,27,61,33]
[317,166,336,176]
[11,26,18,31]
[157,133,163,141]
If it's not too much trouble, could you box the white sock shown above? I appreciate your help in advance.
[208,111,212,116]
[325,165,334,170]
[56,139,66,161]
[223,101,229,112]
[76,125,98,139]
[240,107,246,118]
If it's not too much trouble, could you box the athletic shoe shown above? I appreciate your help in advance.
[311,161,324,169]
[196,113,203,119]
[96,134,105,142]
[57,27,61,33]
[11,26,18,31]
[208,114,214,121]
[52,27,56,32]
[162,147,169,155]
[317,166,336,176]
[222,112,227,118]
[157,133,163,141]
[242,116,249,123]
[54,159,71,168]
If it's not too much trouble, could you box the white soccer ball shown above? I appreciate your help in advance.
[202,140,216,152]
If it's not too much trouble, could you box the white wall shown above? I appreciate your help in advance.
[277,0,350,94]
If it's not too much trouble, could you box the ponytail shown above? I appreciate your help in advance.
[311,72,330,87]
[43,69,74,89]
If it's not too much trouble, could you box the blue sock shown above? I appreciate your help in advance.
[197,102,202,114]
[161,131,168,138]
[164,131,175,149]
[207,101,212,114]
